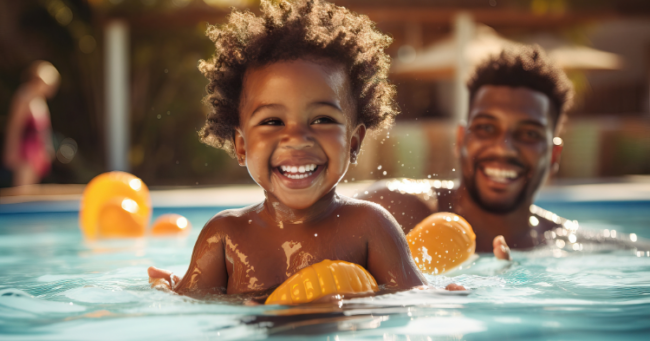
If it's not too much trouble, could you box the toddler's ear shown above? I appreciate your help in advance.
[350,124,366,164]
[234,129,246,167]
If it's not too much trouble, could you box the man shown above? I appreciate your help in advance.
[360,45,574,259]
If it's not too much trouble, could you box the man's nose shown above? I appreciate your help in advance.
[281,122,314,150]
[492,132,518,157]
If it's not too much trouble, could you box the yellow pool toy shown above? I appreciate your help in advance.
[265,260,378,305]
[406,212,476,274]
[150,214,191,236]
[79,172,151,239]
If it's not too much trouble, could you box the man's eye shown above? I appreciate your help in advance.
[517,130,543,143]
[472,124,496,135]
[260,118,284,126]
[312,116,336,125]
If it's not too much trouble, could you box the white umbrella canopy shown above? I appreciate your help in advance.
[525,33,623,71]
[391,25,623,79]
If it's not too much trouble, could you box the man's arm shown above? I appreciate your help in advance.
[359,180,438,235]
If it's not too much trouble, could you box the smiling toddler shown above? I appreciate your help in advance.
[148,0,430,299]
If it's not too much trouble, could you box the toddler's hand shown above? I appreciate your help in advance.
[148,266,181,292]
[493,235,511,261]
[445,283,466,291]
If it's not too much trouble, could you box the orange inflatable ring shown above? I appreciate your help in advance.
[150,214,191,236]
[406,212,476,274]
[265,260,378,305]
[79,172,151,239]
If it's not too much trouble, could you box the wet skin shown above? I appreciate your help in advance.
[360,86,564,253]
[149,60,425,298]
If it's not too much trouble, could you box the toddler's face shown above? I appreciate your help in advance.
[235,59,364,209]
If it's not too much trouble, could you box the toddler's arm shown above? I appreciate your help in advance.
[148,219,229,298]
[365,204,427,290]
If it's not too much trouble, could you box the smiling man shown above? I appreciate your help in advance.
[360,46,574,257]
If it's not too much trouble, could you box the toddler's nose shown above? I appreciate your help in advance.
[281,123,314,150]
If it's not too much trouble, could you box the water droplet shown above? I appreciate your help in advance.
[377,165,382,170]
[383,171,387,176]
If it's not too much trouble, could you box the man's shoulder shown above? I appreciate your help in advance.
[360,178,441,209]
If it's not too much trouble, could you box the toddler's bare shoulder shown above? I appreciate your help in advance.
[201,204,261,237]
[338,196,398,228]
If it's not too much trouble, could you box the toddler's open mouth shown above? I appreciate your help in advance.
[272,162,325,189]
[277,164,319,179]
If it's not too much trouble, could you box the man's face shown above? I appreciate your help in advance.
[235,59,364,210]
[458,85,556,214]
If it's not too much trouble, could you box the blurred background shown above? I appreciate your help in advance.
[1,0,650,190]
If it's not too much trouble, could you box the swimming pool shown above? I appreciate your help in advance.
[1,198,649,340]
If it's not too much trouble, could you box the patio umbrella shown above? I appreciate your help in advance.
[391,25,623,79]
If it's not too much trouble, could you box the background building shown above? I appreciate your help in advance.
[1,0,649,188]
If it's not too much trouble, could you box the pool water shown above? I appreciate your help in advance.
[1,203,649,340]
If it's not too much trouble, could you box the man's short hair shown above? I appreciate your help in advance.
[198,0,398,156]
[467,45,574,128]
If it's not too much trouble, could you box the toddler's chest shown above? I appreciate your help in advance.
[222,230,366,293]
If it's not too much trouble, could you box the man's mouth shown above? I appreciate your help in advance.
[277,163,320,180]
[480,166,522,184]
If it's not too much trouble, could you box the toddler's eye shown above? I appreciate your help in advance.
[312,116,336,125]
[260,118,284,126]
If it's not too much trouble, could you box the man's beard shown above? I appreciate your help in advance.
[463,160,530,215]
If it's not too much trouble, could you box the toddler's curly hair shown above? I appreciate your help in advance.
[467,45,574,129]
[198,0,398,156]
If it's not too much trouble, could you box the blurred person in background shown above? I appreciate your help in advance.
[2,61,59,187]
[361,46,574,259]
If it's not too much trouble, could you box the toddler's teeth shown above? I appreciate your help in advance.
[299,166,305,173]
[291,166,298,173]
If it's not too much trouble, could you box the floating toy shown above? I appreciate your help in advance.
[151,214,191,236]
[79,172,151,239]
[406,212,476,274]
[265,259,378,305]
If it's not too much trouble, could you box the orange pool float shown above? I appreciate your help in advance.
[265,260,378,305]
[79,172,151,239]
[150,214,191,236]
[406,212,476,274]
